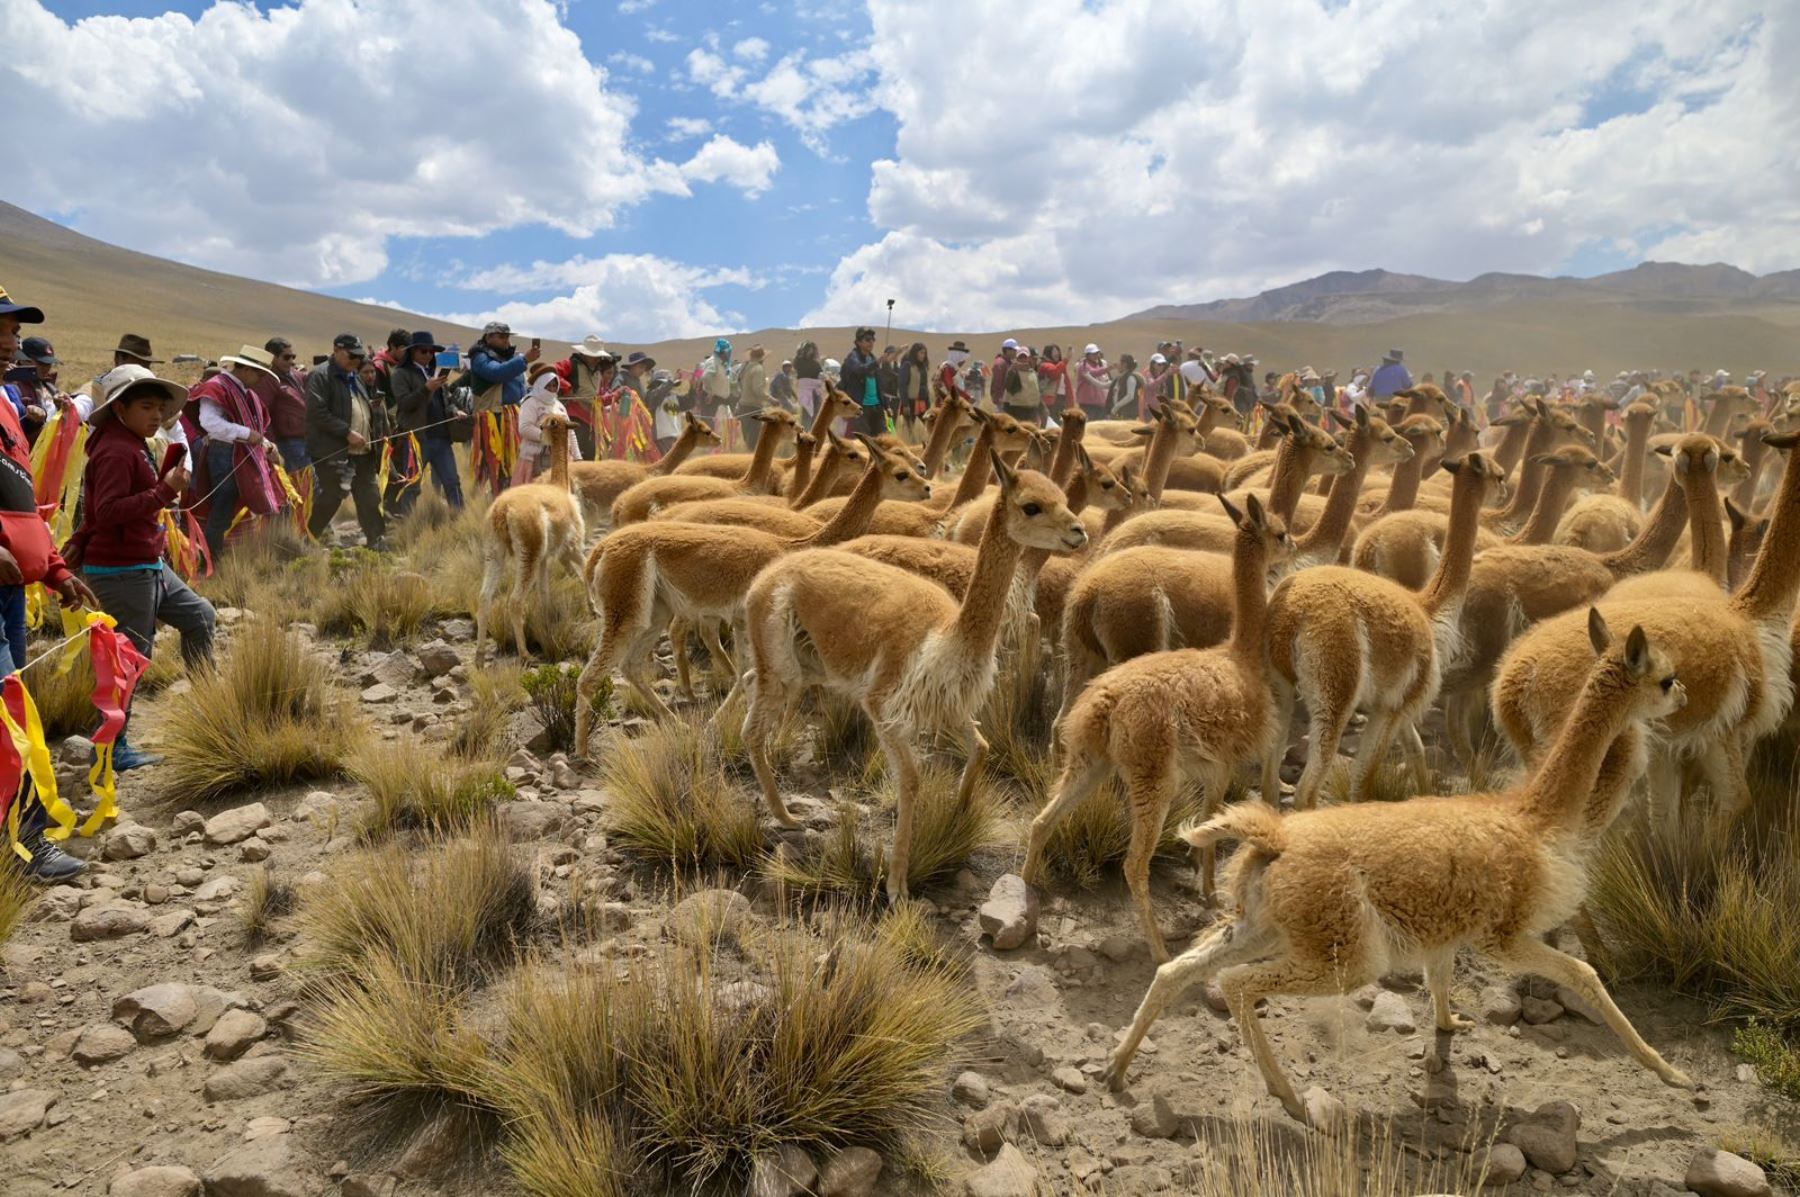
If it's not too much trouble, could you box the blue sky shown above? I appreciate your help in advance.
[6,1,1796,341]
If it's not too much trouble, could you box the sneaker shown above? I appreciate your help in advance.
[16,830,85,881]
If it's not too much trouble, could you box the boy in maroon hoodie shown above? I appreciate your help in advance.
[75,365,216,775]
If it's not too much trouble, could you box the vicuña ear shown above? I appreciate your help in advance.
[1725,497,1747,531]
[851,431,875,450]
[1217,493,1245,525]
[1130,426,1156,439]
[1587,607,1611,655]
[1118,463,1136,488]
[1528,453,1560,466]
[1653,443,1674,457]
[1245,492,1266,526]
[1326,409,1351,431]
[1355,404,1370,428]
[826,429,848,450]
[1076,443,1093,470]
[991,448,1018,492]
[966,406,991,426]
[1762,428,1800,450]
[1441,455,1464,475]
[1624,625,1652,678]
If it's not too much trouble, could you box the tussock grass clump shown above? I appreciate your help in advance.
[522,663,610,754]
[390,487,459,551]
[23,629,188,740]
[475,916,982,1194]
[454,663,527,759]
[1179,1111,1495,1196]
[0,866,35,944]
[198,522,317,610]
[979,637,1058,788]
[1732,1020,1800,1102]
[314,559,435,648]
[762,763,996,897]
[600,718,761,871]
[351,739,515,840]
[239,865,296,946]
[1588,800,1800,1027]
[812,693,877,771]
[295,829,535,986]
[158,621,361,801]
[301,951,490,1120]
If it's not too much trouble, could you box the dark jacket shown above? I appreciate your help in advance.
[78,419,175,569]
[841,348,880,407]
[390,361,434,433]
[897,358,931,415]
[250,368,309,441]
[876,360,900,411]
[793,342,822,380]
[305,363,375,461]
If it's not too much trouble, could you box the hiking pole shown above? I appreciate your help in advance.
[885,297,895,346]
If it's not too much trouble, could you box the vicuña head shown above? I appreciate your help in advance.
[991,450,1089,552]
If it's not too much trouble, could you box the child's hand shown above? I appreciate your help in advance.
[162,465,191,492]
[0,548,20,587]
[54,575,99,611]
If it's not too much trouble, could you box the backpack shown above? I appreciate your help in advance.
[429,385,476,443]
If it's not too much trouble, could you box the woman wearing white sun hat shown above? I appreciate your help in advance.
[1075,343,1111,422]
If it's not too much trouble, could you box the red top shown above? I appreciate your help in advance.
[78,420,177,568]
[0,398,72,587]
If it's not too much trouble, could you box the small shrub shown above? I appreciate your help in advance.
[314,561,435,648]
[239,865,295,946]
[522,664,610,755]
[351,739,514,840]
[1732,1020,1800,1102]
[301,950,490,1119]
[812,693,876,770]
[158,621,361,801]
[980,634,1057,788]
[0,865,35,944]
[474,916,982,1193]
[295,828,536,986]
[601,718,761,872]
[762,763,996,897]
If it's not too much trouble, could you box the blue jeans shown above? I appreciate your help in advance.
[419,437,464,509]
[276,437,310,473]
[203,441,241,560]
[0,584,26,676]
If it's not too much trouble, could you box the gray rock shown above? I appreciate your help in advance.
[203,1134,312,1197]
[952,1070,991,1108]
[71,903,150,942]
[360,682,399,704]
[193,875,241,902]
[339,1175,396,1197]
[499,800,568,841]
[441,618,475,642]
[0,1088,54,1141]
[962,1102,1016,1154]
[1365,990,1416,1033]
[108,1165,202,1197]
[103,822,158,860]
[204,1056,288,1102]
[964,1144,1037,1197]
[71,1023,138,1065]
[1302,1086,1347,1134]
[188,986,233,1035]
[667,888,752,945]
[1684,1149,1772,1197]
[1021,1093,1072,1146]
[1503,1100,1579,1175]
[816,1146,883,1197]
[396,1110,462,1179]
[1483,1143,1527,1187]
[417,640,460,678]
[171,810,206,836]
[978,874,1039,950]
[1052,1065,1088,1095]
[249,953,284,982]
[747,1145,816,1197]
[1129,1089,1180,1139]
[59,733,96,766]
[203,1009,268,1061]
[239,839,272,863]
[34,885,84,921]
[149,908,195,938]
[1520,995,1564,1025]
[204,804,272,846]
[1480,987,1522,1026]
[114,983,198,1041]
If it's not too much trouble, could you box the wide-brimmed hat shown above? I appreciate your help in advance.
[1299,366,1321,383]
[408,329,445,353]
[527,361,559,383]
[0,283,44,324]
[1149,353,1168,365]
[1383,348,1404,363]
[948,340,971,353]
[218,344,278,378]
[624,351,655,369]
[572,334,609,359]
[19,336,59,366]
[1083,343,1101,356]
[114,333,161,363]
[90,365,186,425]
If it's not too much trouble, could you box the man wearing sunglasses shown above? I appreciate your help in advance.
[250,335,312,471]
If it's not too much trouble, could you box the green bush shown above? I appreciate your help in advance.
[522,664,611,755]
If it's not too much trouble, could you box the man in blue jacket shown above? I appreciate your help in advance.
[1370,348,1413,400]
[468,320,538,411]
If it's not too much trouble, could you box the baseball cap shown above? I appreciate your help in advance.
[0,283,44,323]
[1084,343,1100,355]
[19,336,59,365]
[483,320,512,337]
[333,333,368,356]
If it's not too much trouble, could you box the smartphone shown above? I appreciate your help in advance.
[160,443,188,474]
[531,337,542,351]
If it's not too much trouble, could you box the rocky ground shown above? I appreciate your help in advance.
[1,609,1794,1197]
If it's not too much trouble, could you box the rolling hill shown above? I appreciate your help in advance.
[3,201,1796,385]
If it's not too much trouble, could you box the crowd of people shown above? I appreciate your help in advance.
[1,269,1794,884]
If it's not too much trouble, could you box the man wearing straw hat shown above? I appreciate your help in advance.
[188,345,282,560]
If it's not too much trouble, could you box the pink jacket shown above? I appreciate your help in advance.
[1075,360,1110,408]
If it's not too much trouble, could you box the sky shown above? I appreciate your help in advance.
[4,0,1798,342]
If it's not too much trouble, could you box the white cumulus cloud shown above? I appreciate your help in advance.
[678,134,781,197]
[441,254,754,342]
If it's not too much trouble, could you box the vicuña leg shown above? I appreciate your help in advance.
[878,724,923,902]
[1102,917,1272,1090]
[1022,753,1111,887]
[1221,956,1373,1121]
[1121,762,1178,962]
[955,717,989,810]
[740,677,800,829]
[473,544,505,665]
[669,618,696,700]
[1349,707,1406,802]
[698,619,737,692]
[1191,758,1233,905]
[1702,733,1753,828]
[1424,948,1472,1032]
[1294,673,1356,810]
[1260,676,1295,805]
[1487,935,1692,1088]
